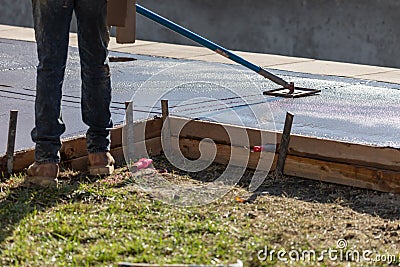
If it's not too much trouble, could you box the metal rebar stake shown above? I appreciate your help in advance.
[124,101,135,165]
[6,110,18,177]
[161,100,172,155]
[275,112,294,177]
[161,100,169,123]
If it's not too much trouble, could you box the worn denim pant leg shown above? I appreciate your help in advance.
[31,0,73,163]
[75,0,113,153]
[31,0,112,163]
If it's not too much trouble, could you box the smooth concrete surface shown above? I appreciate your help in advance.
[271,60,396,78]
[0,38,399,155]
[188,51,314,67]
[355,70,400,84]
[2,25,400,85]
[115,42,214,59]
[2,0,400,67]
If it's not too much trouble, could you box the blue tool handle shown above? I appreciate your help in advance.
[136,4,290,89]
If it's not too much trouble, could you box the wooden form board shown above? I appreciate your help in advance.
[167,116,400,193]
[0,118,162,173]
[168,117,400,172]
[63,137,162,172]
[176,137,400,193]
[1,115,399,193]
[175,137,272,171]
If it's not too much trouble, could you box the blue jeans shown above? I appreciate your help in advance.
[31,0,113,164]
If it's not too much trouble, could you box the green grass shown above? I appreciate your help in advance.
[1,160,400,266]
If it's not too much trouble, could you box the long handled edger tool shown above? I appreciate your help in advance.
[136,4,320,98]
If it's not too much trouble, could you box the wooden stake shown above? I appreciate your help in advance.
[161,99,169,123]
[6,110,18,177]
[125,101,134,125]
[124,101,135,164]
[161,100,172,155]
[276,112,294,177]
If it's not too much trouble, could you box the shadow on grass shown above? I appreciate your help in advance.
[151,155,400,221]
[0,171,100,244]
[245,174,400,221]
[2,155,398,248]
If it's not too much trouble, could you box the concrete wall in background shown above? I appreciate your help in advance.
[2,0,400,68]
[1,0,32,28]
[0,0,78,31]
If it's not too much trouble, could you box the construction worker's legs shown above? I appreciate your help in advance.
[75,0,113,154]
[31,0,73,163]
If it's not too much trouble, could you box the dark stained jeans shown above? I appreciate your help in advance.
[31,0,113,163]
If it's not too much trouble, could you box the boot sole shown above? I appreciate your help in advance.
[23,176,58,188]
[89,165,115,176]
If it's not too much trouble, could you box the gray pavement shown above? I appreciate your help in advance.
[0,38,399,154]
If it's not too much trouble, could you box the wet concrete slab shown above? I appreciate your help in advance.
[0,38,399,154]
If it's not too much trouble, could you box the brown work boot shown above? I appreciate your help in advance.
[88,152,115,175]
[25,162,59,188]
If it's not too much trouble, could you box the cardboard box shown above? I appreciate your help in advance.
[107,0,136,44]
[107,0,127,27]
[115,0,136,44]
